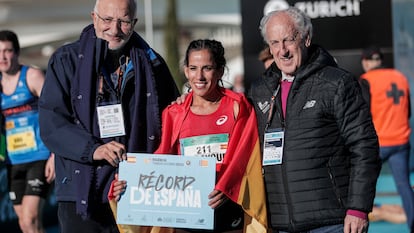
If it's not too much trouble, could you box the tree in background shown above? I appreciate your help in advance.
[164,0,184,91]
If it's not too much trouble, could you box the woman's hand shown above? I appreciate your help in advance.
[112,173,127,201]
[208,189,227,209]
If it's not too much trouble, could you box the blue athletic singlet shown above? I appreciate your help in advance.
[1,66,50,164]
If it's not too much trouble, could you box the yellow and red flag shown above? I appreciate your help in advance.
[214,91,268,233]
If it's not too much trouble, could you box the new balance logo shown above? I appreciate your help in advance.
[258,101,270,114]
[303,100,316,109]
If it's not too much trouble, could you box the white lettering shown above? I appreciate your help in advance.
[153,190,161,206]
[176,189,185,207]
[130,187,145,204]
[167,189,178,206]
[264,0,361,18]
[192,190,202,208]
[160,188,169,205]
[128,186,202,208]
[295,0,361,18]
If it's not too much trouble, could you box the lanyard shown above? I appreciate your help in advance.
[98,56,129,97]
[117,56,129,93]
[265,83,282,131]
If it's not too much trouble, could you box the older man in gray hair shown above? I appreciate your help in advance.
[38,0,179,232]
[247,7,381,233]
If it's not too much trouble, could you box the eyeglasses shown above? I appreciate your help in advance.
[269,31,299,48]
[94,12,137,29]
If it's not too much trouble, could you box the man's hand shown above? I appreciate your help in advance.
[44,153,55,183]
[344,214,368,233]
[171,93,188,105]
[93,141,126,167]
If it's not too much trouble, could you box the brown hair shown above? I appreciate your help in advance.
[258,46,272,63]
[0,30,20,55]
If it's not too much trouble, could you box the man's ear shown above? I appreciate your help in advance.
[91,11,96,22]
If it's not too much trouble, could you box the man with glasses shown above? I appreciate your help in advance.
[247,7,381,233]
[38,0,179,232]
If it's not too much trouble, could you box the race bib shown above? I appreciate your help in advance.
[6,119,37,155]
[180,133,229,164]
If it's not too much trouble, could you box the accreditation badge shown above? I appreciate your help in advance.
[263,128,284,165]
[97,104,126,138]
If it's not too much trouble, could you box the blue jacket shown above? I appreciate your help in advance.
[39,25,179,218]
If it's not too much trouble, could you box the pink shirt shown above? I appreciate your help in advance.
[281,80,293,117]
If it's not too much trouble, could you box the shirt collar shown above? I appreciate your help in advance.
[281,72,295,82]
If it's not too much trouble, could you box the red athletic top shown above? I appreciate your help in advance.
[180,95,235,138]
[361,68,411,146]
[179,96,235,171]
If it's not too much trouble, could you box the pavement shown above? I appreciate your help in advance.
[368,165,412,233]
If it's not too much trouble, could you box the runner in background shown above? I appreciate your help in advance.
[0,30,55,233]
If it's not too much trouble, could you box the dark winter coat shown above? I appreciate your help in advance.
[38,25,179,218]
[247,45,381,232]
